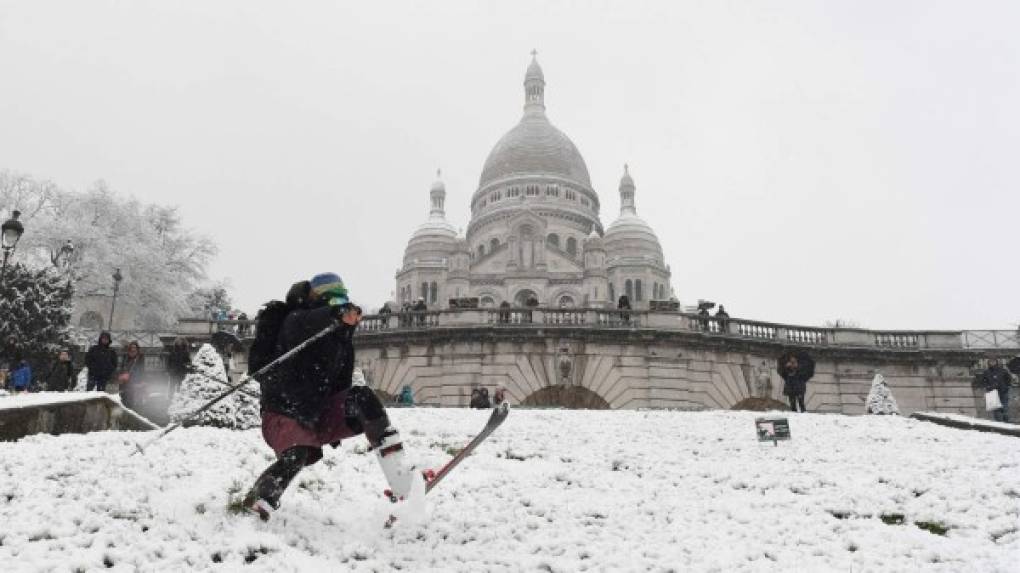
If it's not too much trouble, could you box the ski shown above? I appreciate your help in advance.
[384,403,509,527]
[426,402,510,494]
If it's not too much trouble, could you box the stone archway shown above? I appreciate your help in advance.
[522,385,610,409]
[514,289,538,307]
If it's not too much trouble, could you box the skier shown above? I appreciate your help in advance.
[241,273,420,520]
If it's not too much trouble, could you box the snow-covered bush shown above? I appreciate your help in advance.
[0,263,73,365]
[168,344,260,429]
[866,373,900,415]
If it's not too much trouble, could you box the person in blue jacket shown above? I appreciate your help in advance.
[9,359,32,392]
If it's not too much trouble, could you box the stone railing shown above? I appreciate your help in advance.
[177,309,1017,352]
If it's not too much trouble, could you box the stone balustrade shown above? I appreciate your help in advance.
[177,309,1018,352]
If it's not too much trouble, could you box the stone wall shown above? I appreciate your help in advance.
[0,395,157,441]
[353,327,985,416]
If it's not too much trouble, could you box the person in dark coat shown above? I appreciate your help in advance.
[617,295,631,323]
[1,335,22,389]
[116,341,146,410]
[412,297,428,326]
[84,332,118,392]
[42,350,76,392]
[714,305,730,332]
[166,337,191,399]
[242,273,420,520]
[980,358,1013,422]
[469,387,491,409]
[498,300,511,324]
[777,350,815,413]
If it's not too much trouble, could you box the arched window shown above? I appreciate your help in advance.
[547,234,560,249]
[429,281,438,304]
[609,283,615,302]
[635,279,643,301]
[479,296,495,308]
[625,279,633,299]
[420,282,428,300]
[490,238,500,252]
[477,244,485,257]
[565,237,577,257]
[558,295,575,308]
[79,311,104,330]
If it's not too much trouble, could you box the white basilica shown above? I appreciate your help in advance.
[396,54,673,310]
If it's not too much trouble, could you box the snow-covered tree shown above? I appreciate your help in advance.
[168,344,260,429]
[186,284,233,319]
[0,263,74,365]
[865,373,900,415]
[1,171,218,328]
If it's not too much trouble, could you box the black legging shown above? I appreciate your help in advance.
[247,446,315,508]
[789,394,806,413]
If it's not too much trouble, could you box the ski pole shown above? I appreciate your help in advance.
[132,322,340,455]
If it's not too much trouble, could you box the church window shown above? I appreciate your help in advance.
[565,237,577,257]
[558,295,575,308]
[481,199,487,208]
[625,279,633,300]
[490,238,499,252]
[420,282,429,300]
[565,190,576,201]
[430,281,438,304]
[479,296,495,308]
[526,185,539,197]
[609,283,615,302]
[478,244,485,257]
[580,197,590,207]
[635,279,643,301]
[547,233,560,249]
[545,185,559,197]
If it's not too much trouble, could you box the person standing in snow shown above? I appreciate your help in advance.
[166,337,191,399]
[84,332,118,392]
[980,358,1013,423]
[778,350,814,413]
[8,356,32,393]
[116,341,146,410]
[241,273,420,520]
[42,350,76,392]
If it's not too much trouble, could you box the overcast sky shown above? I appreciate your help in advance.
[1,1,1017,330]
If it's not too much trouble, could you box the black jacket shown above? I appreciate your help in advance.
[260,302,355,426]
[777,351,815,397]
[44,359,75,392]
[166,346,191,381]
[85,336,118,382]
[981,365,1013,393]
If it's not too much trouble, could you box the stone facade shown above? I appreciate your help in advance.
[396,54,672,310]
[354,323,985,417]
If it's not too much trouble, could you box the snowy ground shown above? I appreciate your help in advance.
[0,408,1017,572]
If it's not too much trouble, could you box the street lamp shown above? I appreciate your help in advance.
[1,210,25,286]
[108,267,123,330]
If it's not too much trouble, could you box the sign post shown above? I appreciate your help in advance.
[755,417,791,446]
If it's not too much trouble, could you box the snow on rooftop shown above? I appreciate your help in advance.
[0,408,1017,571]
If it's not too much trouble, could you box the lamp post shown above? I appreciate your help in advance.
[108,267,123,330]
[1,210,25,287]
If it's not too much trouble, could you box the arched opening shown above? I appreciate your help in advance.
[420,282,428,300]
[479,296,495,308]
[489,238,500,252]
[625,279,633,299]
[429,281,438,304]
[514,289,538,307]
[79,311,104,330]
[477,244,485,257]
[546,233,560,249]
[565,237,577,257]
[635,279,643,301]
[609,283,615,302]
[558,295,575,308]
[522,386,610,409]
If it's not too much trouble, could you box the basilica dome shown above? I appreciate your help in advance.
[479,115,592,189]
[603,166,665,265]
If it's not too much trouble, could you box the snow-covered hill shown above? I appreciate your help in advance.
[0,408,1016,572]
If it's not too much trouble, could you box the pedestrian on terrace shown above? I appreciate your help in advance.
[778,350,815,413]
[84,332,118,392]
[980,358,1013,423]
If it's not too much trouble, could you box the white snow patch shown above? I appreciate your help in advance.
[0,409,1017,572]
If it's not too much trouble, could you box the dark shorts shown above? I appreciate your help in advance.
[261,390,360,463]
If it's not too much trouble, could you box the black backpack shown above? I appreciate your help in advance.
[247,281,311,376]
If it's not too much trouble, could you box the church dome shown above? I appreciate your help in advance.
[603,165,664,264]
[479,116,592,189]
[477,53,592,190]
